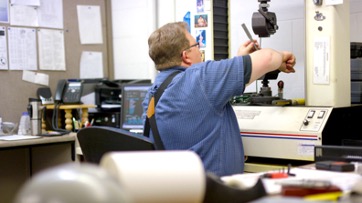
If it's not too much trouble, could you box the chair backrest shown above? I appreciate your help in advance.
[77,126,155,164]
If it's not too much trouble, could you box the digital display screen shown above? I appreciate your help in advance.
[121,84,151,130]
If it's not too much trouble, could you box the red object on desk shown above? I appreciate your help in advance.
[281,185,342,197]
[263,172,289,179]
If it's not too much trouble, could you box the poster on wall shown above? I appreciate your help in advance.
[197,0,204,13]
[195,14,208,28]
[195,30,206,48]
[177,0,212,60]
[200,50,205,62]
[197,0,211,12]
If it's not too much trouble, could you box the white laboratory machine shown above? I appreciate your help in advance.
[235,0,362,172]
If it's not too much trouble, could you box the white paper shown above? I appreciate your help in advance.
[222,167,362,195]
[289,168,361,192]
[10,0,40,6]
[9,4,38,27]
[77,5,103,44]
[0,26,8,70]
[100,151,205,203]
[37,0,63,29]
[10,0,63,29]
[313,37,330,84]
[326,0,343,5]
[204,0,211,11]
[0,0,9,23]
[80,51,103,78]
[22,70,36,81]
[22,70,49,86]
[38,29,65,70]
[8,27,37,70]
[0,135,41,140]
[34,72,49,86]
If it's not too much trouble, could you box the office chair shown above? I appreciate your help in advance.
[77,126,155,164]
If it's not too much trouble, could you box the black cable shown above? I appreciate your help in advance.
[51,102,71,134]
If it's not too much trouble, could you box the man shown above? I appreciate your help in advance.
[143,22,296,176]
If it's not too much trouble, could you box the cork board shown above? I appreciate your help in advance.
[0,0,110,123]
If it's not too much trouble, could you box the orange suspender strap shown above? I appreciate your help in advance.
[144,71,181,150]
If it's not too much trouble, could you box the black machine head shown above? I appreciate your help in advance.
[252,0,278,38]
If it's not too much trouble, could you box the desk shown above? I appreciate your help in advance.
[222,167,362,202]
[44,104,96,131]
[0,134,76,203]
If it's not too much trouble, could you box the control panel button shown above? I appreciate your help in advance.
[318,110,326,119]
[307,110,315,118]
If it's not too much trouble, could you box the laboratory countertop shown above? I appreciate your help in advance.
[0,133,76,148]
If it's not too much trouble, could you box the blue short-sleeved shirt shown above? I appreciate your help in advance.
[143,55,252,176]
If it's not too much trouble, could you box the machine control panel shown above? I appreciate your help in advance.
[300,109,329,132]
[232,106,334,161]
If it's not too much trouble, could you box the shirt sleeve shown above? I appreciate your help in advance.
[243,55,252,84]
[191,55,252,110]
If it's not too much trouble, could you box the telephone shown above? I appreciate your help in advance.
[55,79,83,104]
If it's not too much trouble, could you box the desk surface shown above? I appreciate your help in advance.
[0,133,76,148]
[223,167,362,202]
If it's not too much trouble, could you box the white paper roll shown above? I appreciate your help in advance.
[100,151,206,203]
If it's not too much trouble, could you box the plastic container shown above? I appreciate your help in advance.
[18,112,31,135]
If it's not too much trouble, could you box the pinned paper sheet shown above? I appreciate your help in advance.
[77,5,103,44]
[22,70,49,86]
[100,151,206,203]
[80,51,103,79]
[325,0,343,5]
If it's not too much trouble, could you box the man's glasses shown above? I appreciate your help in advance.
[188,42,200,49]
[181,42,200,56]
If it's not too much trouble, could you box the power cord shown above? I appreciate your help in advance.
[51,102,71,135]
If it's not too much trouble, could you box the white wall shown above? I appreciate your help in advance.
[112,0,362,100]
[111,0,156,80]
[111,0,214,81]
[112,0,307,99]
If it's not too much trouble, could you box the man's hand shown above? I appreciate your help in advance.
[237,40,259,56]
[279,51,296,73]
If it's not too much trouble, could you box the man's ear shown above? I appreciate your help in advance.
[181,51,192,66]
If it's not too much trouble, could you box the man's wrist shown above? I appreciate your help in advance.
[278,51,285,71]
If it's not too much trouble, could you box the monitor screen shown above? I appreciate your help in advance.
[120,83,152,131]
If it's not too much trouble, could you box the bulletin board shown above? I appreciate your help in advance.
[0,0,110,123]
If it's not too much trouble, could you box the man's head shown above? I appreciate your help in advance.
[148,22,202,70]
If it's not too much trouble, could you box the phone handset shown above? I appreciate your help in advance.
[55,79,67,104]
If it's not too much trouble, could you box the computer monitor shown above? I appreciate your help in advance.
[120,83,152,133]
